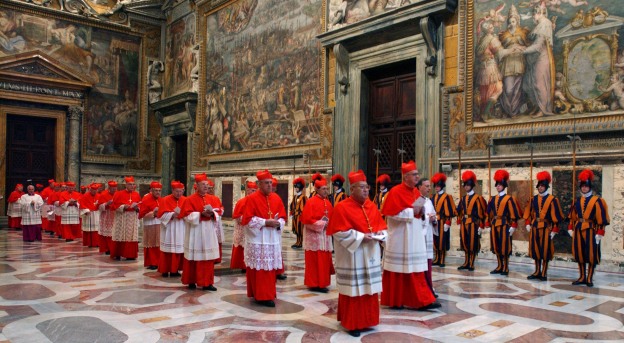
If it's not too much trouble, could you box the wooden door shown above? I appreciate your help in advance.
[172,135,187,188]
[366,62,416,188]
[274,182,289,217]
[5,114,56,203]
[221,183,233,218]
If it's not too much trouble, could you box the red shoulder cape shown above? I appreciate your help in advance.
[301,195,333,224]
[327,197,387,235]
[139,193,160,219]
[241,191,286,225]
[381,183,420,216]
[157,194,187,218]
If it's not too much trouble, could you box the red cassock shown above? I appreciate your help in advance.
[110,190,141,259]
[40,187,54,231]
[178,193,222,287]
[327,197,387,331]
[97,190,114,254]
[7,190,23,229]
[157,194,187,274]
[380,183,435,309]
[300,195,334,288]
[241,191,286,301]
[59,190,82,240]
[139,193,161,267]
[230,196,248,270]
[79,192,100,247]
[47,191,61,236]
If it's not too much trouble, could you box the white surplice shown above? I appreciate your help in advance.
[183,210,220,261]
[19,194,43,225]
[333,229,387,297]
[423,197,436,259]
[383,207,428,273]
[159,212,185,254]
[244,216,284,271]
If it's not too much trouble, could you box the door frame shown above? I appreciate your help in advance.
[333,35,439,179]
[0,106,66,215]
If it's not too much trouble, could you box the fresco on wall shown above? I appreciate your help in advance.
[472,0,624,127]
[0,8,141,158]
[203,0,322,155]
[164,12,196,97]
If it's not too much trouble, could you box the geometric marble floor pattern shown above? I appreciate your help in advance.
[0,226,623,342]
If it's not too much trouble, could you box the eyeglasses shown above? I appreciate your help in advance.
[355,184,370,190]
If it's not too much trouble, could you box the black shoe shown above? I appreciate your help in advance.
[348,330,360,337]
[147,266,158,270]
[188,283,196,289]
[162,273,169,278]
[467,267,475,271]
[276,274,287,280]
[572,280,586,285]
[434,293,439,298]
[490,269,501,274]
[586,282,594,287]
[241,269,247,273]
[527,274,539,280]
[258,300,275,307]
[202,285,217,291]
[539,276,547,281]
[291,244,299,249]
[500,271,509,276]
[457,265,468,270]
[390,306,404,310]
[66,239,73,242]
[417,302,442,311]
[171,272,181,277]
[311,287,329,293]
[113,257,121,261]
[105,252,110,255]
[125,258,136,261]
[439,264,445,268]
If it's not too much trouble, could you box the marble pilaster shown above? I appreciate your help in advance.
[160,136,174,194]
[67,106,83,185]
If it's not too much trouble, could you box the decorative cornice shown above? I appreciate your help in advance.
[318,0,456,48]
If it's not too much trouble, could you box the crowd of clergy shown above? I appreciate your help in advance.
[4,161,610,337]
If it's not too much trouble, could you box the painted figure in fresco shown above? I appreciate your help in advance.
[0,11,25,53]
[599,73,624,111]
[517,2,555,118]
[148,60,164,104]
[498,5,529,117]
[345,0,371,24]
[329,0,348,27]
[50,24,97,82]
[475,21,503,121]
[115,90,137,156]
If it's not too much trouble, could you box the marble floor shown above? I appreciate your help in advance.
[0,226,623,343]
